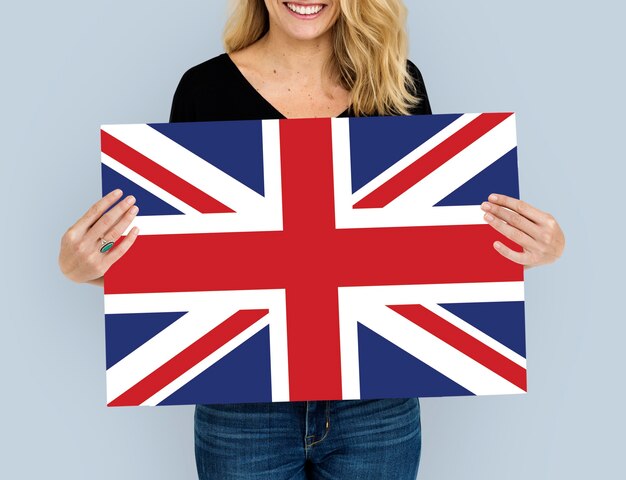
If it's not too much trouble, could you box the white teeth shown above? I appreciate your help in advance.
[286,3,324,15]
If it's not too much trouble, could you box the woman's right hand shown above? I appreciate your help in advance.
[58,188,140,285]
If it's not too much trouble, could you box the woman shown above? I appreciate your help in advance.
[58,0,566,478]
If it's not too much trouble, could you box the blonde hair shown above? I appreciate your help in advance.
[223,0,422,116]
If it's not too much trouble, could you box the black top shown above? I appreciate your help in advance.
[169,52,431,123]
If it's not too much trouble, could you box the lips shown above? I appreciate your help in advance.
[283,2,327,19]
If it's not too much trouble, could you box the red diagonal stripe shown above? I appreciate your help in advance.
[388,304,527,391]
[354,112,514,208]
[101,130,234,214]
[108,309,269,406]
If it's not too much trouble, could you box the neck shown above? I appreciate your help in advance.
[256,25,335,80]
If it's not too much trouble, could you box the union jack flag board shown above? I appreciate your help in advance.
[100,113,526,407]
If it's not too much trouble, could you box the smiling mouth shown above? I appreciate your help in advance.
[283,2,327,18]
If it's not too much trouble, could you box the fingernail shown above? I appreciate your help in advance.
[113,189,122,196]
[126,195,136,204]
[485,213,494,221]
[489,194,498,201]
[130,205,139,214]
[481,202,491,211]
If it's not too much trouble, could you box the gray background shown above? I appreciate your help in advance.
[1,0,624,478]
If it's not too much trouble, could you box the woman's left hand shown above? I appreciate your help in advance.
[480,193,565,270]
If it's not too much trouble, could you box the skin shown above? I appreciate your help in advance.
[481,194,565,270]
[58,189,139,287]
[57,1,565,286]
[229,1,350,118]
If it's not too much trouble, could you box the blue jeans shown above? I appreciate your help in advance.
[194,397,421,479]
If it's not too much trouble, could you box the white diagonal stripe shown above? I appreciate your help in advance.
[338,281,526,398]
[139,298,291,406]
[101,121,284,235]
[333,114,517,229]
[102,152,199,215]
[140,317,271,406]
[387,114,517,210]
[105,289,286,404]
[421,302,526,368]
[332,115,504,229]
[106,308,229,403]
[101,123,265,213]
[357,302,525,395]
[350,114,480,203]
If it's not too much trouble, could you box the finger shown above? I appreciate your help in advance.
[493,240,531,266]
[70,189,123,235]
[100,204,139,245]
[85,194,136,244]
[481,200,543,242]
[487,193,549,226]
[483,210,538,252]
[101,226,141,270]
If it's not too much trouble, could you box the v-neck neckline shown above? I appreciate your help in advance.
[224,53,350,119]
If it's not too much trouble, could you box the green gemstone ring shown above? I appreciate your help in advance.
[100,238,115,253]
